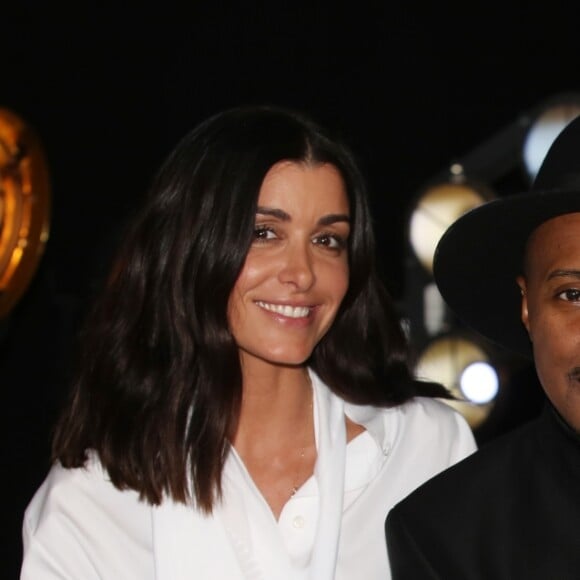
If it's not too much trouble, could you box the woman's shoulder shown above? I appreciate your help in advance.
[349,395,472,435]
[348,396,477,459]
[23,452,149,537]
[394,397,477,458]
[28,452,115,498]
[397,396,475,439]
[21,454,155,579]
[398,395,469,426]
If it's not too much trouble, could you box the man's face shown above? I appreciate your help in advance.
[517,212,580,432]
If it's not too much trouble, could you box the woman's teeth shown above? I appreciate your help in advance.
[256,301,310,318]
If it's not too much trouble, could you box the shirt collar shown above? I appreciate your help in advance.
[308,368,390,458]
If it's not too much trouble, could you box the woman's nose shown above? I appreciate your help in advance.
[278,243,315,290]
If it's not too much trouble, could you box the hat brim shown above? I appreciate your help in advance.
[432,189,580,359]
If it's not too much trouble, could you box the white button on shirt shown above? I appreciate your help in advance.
[292,515,305,529]
[21,369,477,580]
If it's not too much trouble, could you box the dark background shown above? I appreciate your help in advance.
[3,3,578,576]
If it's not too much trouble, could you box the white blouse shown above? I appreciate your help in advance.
[21,370,477,579]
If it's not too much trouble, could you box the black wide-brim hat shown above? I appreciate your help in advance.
[433,116,580,359]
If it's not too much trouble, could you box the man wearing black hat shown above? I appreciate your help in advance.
[385,116,580,579]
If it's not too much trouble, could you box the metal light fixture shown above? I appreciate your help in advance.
[0,108,51,318]
[408,169,493,274]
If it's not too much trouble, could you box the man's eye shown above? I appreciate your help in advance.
[558,288,580,302]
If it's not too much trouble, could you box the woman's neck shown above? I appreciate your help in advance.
[234,363,313,446]
[232,363,315,519]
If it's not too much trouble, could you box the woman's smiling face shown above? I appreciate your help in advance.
[228,160,350,370]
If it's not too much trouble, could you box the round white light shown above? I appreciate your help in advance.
[459,361,499,404]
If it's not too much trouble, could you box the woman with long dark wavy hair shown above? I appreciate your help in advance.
[21,105,476,579]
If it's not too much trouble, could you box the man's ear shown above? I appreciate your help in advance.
[516,276,530,333]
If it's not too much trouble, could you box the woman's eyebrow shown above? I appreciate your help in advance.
[256,207,350,226]
[318,213,350,226]
[256,206,290,220]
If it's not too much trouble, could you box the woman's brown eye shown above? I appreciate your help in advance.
[314,233,346,249]
[253,226,275,240]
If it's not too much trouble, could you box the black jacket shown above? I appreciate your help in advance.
[385,402,580,579]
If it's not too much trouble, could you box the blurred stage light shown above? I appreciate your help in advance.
[460,361,499,404]
[0,108,51,318]
[408,175,493,274]
[522,94,580,182]
[415,334,500,430]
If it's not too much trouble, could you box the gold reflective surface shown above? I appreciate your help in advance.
[0,108,50,318]
[409,182,489,273]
